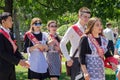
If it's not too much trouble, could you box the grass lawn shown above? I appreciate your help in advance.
[16,56,116,80]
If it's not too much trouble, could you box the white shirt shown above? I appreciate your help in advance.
[103,27,114,42]
[60,21,86,61]
[0,26,10,34]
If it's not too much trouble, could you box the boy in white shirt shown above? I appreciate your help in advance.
[60,7,91,80]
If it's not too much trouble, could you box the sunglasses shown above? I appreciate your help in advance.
[50,25,57,28]
[33,22,42,27]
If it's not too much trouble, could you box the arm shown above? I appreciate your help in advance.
[23,34,31,53]
[79,36,90,79]
[104,40,118,70]
[23,35,38,53]
[110,30,115,44]
[0,34,20,65]
[60,27,72,61]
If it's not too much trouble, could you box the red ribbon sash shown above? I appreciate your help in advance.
[0,29,17,53]
[88,34,118,70]
[72,25,83,37]
[88,34,104,59]
[72,25,84,57]
[26,32,40,44]
[49,34,59,47]
[25,32,42,51]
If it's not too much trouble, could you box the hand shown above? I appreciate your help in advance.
[67,59,73,67]
[43,45,48,51]
[47,39,54,45]
[54,46,60,51]
[114,55,120,59]
[19,60,30,68]
[35,44,45,51]
[34,44,42,49]
[84,73,90,80]
[110,62,117,71]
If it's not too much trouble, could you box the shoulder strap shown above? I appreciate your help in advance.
[71,48,78,58]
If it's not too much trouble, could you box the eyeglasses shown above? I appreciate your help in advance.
[33,22,42,27]
[50,25,57,28]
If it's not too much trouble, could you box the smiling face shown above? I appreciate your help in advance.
[47,20,58,34]
[48,22,57,34]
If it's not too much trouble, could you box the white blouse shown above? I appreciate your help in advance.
[60,21,86,61]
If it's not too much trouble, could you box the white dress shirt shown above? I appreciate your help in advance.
[0,26,10,34]
[60,21,86,61]
[103,27,114,42]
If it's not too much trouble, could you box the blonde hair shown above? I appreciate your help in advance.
[29,17,42,32]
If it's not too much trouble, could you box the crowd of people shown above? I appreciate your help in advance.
[0,6,120,80]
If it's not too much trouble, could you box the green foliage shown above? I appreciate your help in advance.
[57,24,71,36]
[58,11,78,26]
[57,12,77,36]
[1,0,120,33]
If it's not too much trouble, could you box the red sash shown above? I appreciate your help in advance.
[25,32,42,51]
[88,34,104,59]
[72,25,83,37]
[88,34,118,70]
[0,29,17,53]
[49,34,59,47]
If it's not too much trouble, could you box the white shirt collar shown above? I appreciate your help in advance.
[76,20,87,32]
[33,31,40,34]
[0,26,10,34]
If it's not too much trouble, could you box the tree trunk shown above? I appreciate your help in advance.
[13,9,22,51]
[4,0,13,32]
[4,0,13,14]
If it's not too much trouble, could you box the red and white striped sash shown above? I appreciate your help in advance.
[0,29,17,53]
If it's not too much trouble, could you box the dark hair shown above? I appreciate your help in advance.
[0,12,12,24]
[47,20,57,28]
[85,17,101,34]
[78,7,91,16]
[106,22,112,27]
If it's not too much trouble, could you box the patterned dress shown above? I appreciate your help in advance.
[79,36,111,80]
[46,34,61,77]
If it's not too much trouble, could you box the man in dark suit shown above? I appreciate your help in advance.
[0,12,30,80]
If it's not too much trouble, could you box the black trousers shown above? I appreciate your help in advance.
[108,40,114,55]
[0,66,16,80]
[70,58,84,80]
